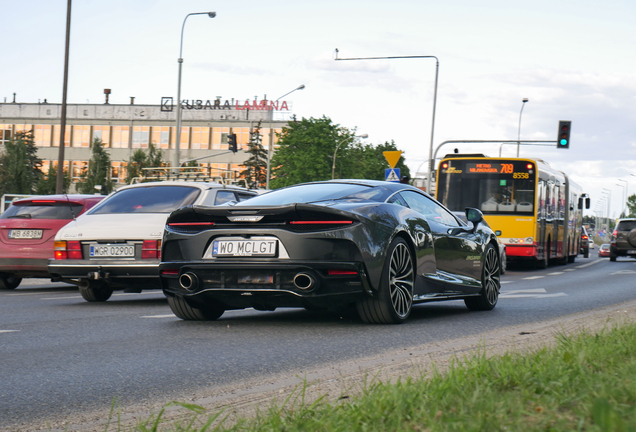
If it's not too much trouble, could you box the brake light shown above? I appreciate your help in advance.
[289,220,353,225]
[612,230,617,236]
[142,240,161,259]
[32,200,56,203]
[327,270,358,276]
[161,269,179,276]
[582,235,588,240]
[54,241,82,259]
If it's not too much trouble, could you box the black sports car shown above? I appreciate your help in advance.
[159,180,501,324]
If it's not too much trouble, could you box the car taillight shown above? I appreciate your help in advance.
[612,230,617,236]
[142,240,161,259]
[582,235,588,240]
[327,270,358,276]
[54,241,82,259]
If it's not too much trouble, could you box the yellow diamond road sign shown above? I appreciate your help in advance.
[383,151,402,168]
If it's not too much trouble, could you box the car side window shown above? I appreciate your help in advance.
[214,191,238,205]
[236,192,256,202]
[400,191,460,227]
[387,193,408,207]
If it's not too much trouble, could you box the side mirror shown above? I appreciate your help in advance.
[465,207,484,224]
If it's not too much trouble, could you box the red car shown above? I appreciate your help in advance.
[598,243,611,258]
[0,195,104,289]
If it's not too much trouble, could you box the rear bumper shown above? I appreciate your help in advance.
[48,258,160,287]
[505,245,536,257]
[160,260,370,310]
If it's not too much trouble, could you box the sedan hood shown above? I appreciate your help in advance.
[55,213,168,241]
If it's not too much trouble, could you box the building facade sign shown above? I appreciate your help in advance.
[161,97,290,112]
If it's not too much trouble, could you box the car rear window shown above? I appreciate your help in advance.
[617,221,636,231]
[0,202,83,220]
[89,186,200,214]
[233,183,373,206]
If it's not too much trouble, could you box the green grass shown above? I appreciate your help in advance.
[115,321,636,432]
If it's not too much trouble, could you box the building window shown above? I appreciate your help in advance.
[111,126,130,148]
[15,124,34,138]
[72,125,91,147]
[34,125,52,147]
[53,125,71,147]
[132,126,150,148]
[51,160,70,177]
[234,127,250,151]
[93,126,110,147]
[191,127,210,149]
[71,161,88,181]
[40,160,51,176]
[211,127,229,150]
[111,161,128,184]
[152,126,171,149]
[0,124,12,145]
[171,126,189,150]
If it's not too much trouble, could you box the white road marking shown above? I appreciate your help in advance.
[500,292,567,299]
[547,272,564,275]
[141,314,176,319]
[564,269,576,272]
[610,270,636,275]
[576,259,604,269]
[0,330,19,334]
[500,281,513,284]
[523,276,545,280]
[502,288,546,295]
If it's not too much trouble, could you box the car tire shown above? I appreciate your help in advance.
[465,244,500,311]
[167,295,225,321]
[79,281,114,302]
[0,273,22,290]
[610,254,617,262]
[356,237,414,324]
[584,247,589,258]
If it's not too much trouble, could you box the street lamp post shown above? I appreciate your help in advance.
[332,134,368,180]
[516,98,529,158]
[174,11,216,169]
[266,84,305,189]
[617,180,627,216]
[334,50,438,193]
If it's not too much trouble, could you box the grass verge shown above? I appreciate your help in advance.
[120,321,636,431]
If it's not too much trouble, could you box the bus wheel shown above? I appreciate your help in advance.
[558,245,569,265]
[536,243,549,269]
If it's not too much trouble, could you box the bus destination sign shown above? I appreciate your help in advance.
[466,162,514,174]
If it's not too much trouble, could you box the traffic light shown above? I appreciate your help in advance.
[228,133,237,153]
[557,120,571,149]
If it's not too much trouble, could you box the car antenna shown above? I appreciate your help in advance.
[64,193,77,221]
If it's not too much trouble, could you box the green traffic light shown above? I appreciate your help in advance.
[560,139,568,145]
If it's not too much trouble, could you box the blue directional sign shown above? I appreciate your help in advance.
[385,168,400,182]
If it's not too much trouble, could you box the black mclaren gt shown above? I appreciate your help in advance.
[159,180,501,324]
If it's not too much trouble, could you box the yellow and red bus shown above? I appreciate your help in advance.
[435,154,589,268]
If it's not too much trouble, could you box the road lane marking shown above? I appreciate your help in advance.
[576,259,604,269]
[564,269,576,271]
[502,289,547,294]
[523,276,545,280]
[0,330,19,334]
[500,292,567,299]
[500,281,513,284]
[141,314,176,319]
[610,270,636,275]
[548,272,564,275]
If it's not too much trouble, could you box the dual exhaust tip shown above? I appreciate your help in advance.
[178,272,317,291]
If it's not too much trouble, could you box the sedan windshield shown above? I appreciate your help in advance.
[90,186,200,214]
[233,183,374,206]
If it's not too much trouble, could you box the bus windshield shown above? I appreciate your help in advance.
[436,159,536,215]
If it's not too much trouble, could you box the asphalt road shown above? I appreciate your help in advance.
[1,250,635,429]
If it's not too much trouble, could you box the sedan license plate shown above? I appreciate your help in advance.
[212,239,277,257]
[90,244,135,258]
[628,250,636,255]
[9,229,43,239]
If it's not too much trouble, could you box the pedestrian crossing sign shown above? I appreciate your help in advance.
[385,168,400,182]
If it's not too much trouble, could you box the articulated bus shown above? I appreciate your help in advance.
[435,154,589,268]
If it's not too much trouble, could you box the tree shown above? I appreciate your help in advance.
[76,138,114,194]
[270,116,346,189]
[125,142,165,184]
[35,165,71,195]
[341,140,411,181]
[240,120,268,189]
[0,130,43,196]
[626,193,636,218]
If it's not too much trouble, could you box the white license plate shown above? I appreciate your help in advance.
[90,244,135,258]
[628,250,636,255]
[212,239,277,257]
[9,229,43,239]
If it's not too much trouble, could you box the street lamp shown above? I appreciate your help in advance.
[334,50,439,193]
[332,134,368,179]
[602,188,611,220]
[516,98,529,158]
[617,180,627,216]
[265,84,305,189]
[174,11,216,168]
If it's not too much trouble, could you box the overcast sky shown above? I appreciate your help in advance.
[3,0,635,219]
